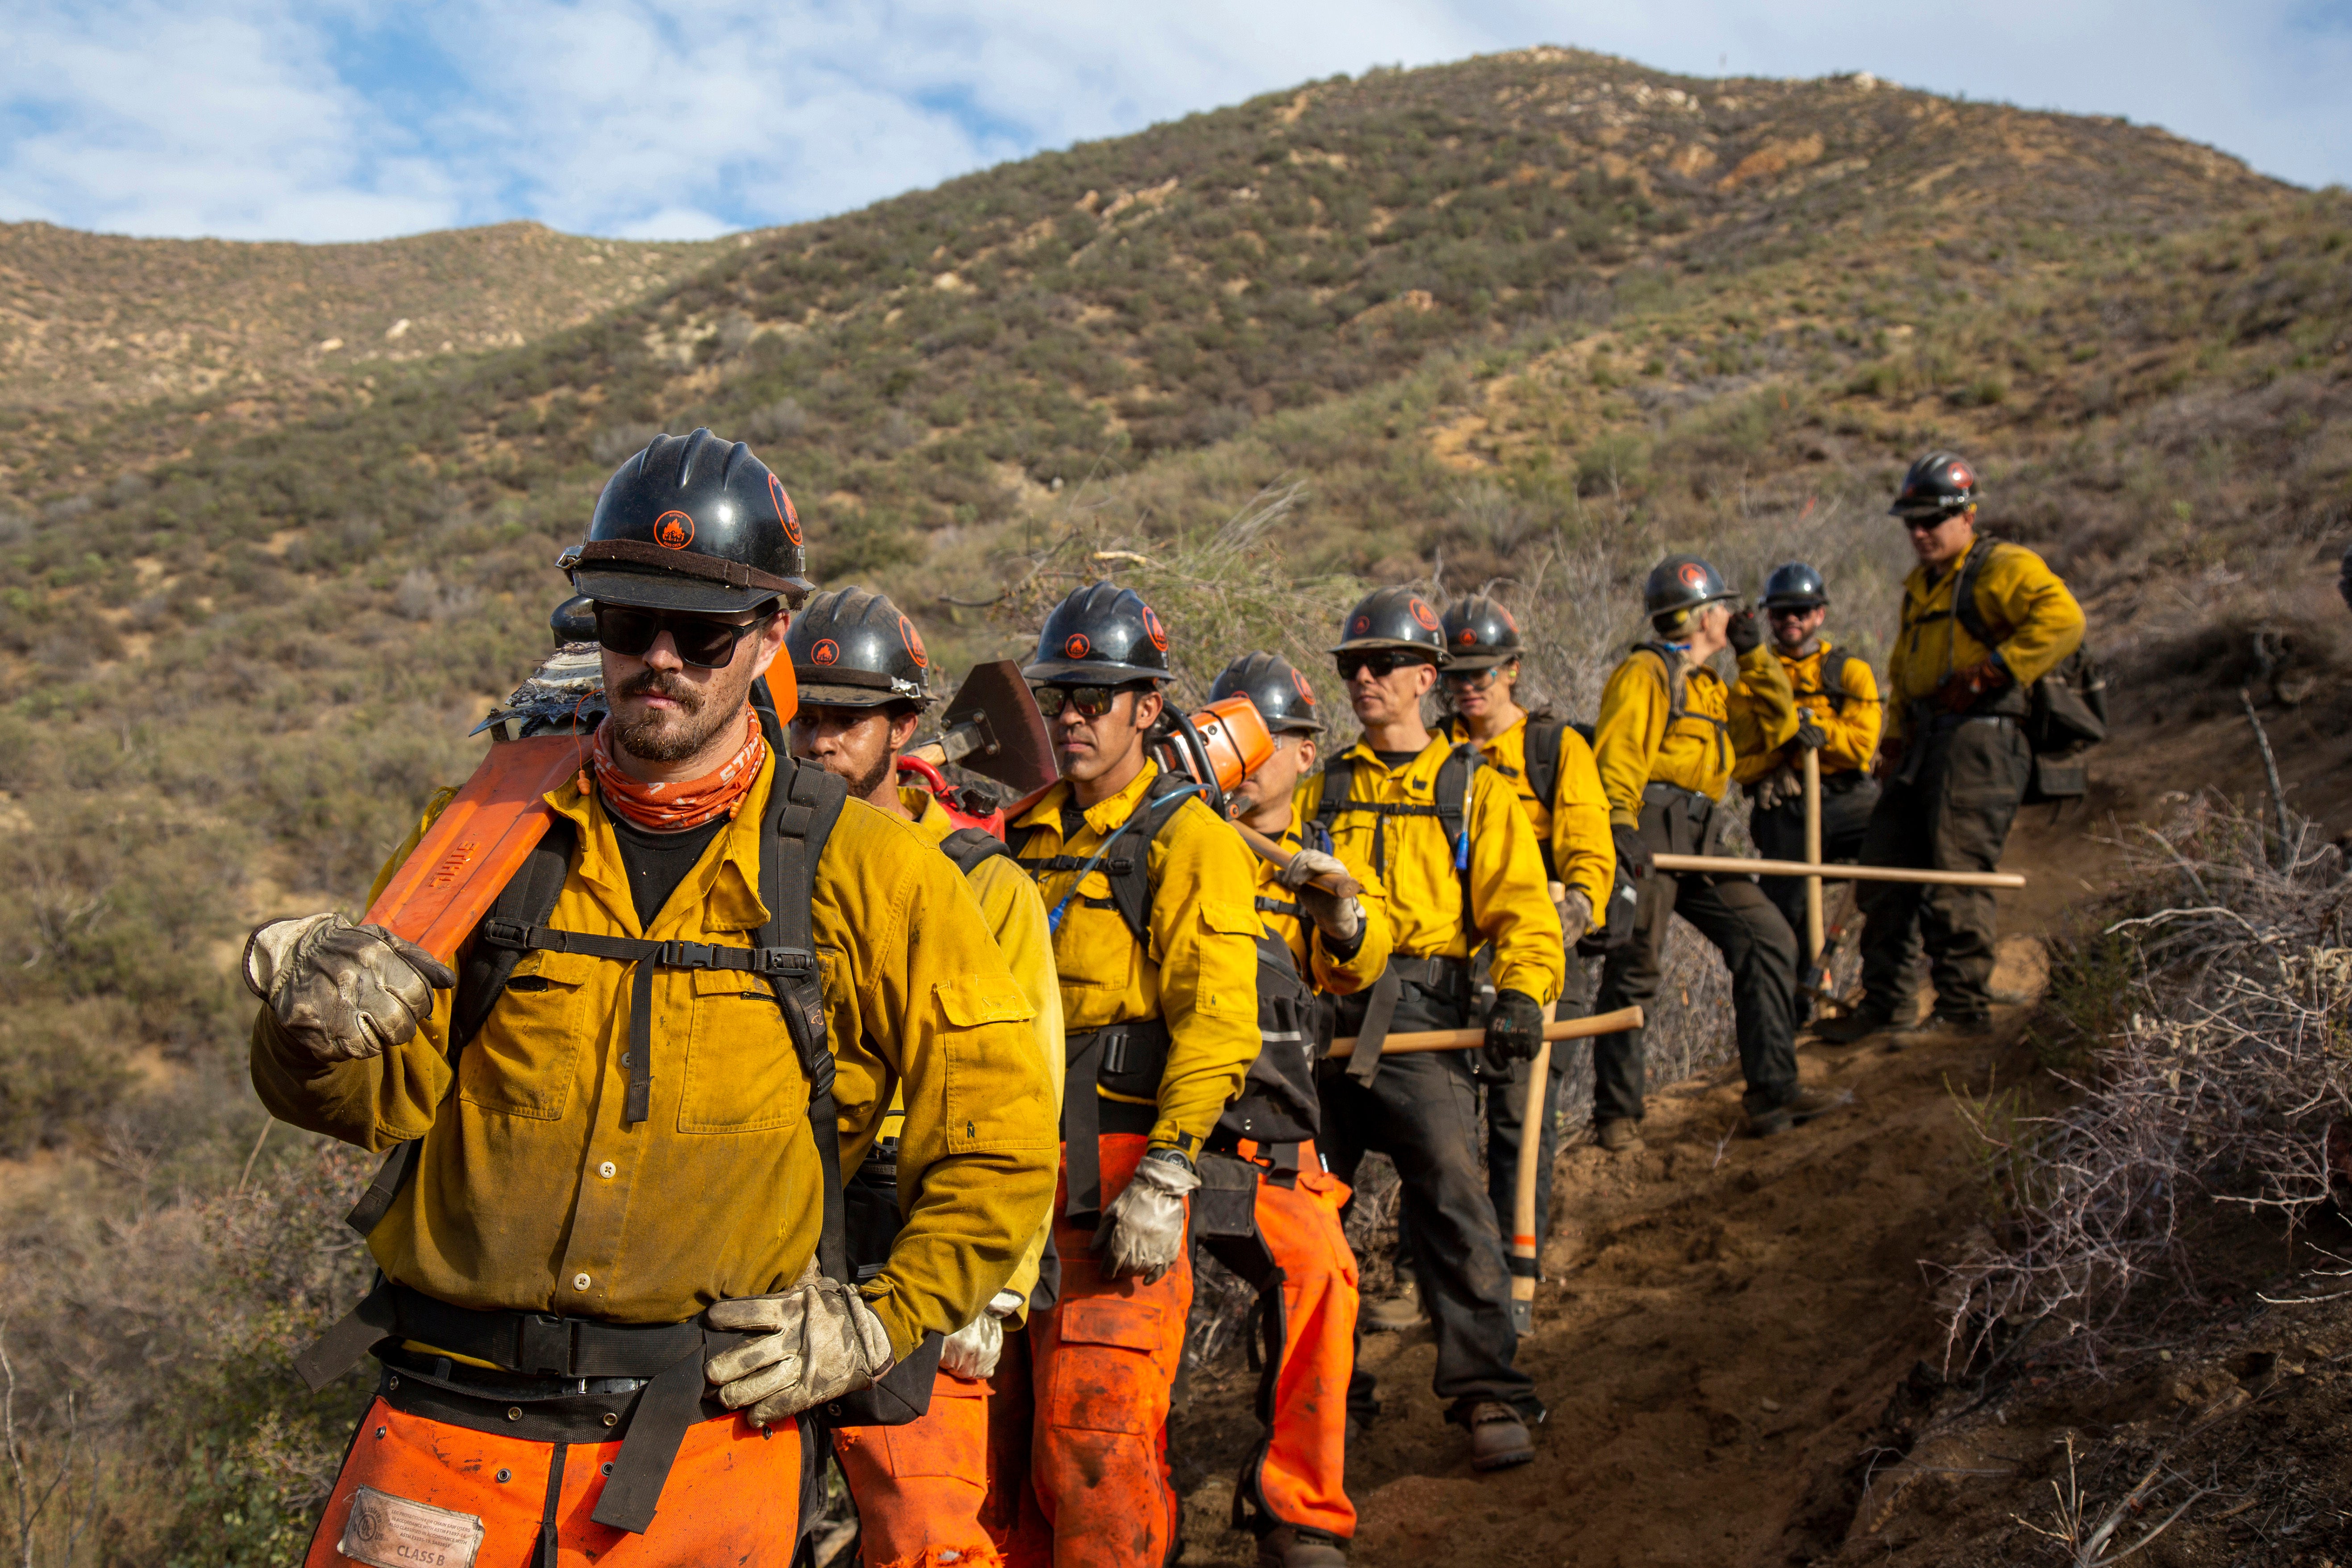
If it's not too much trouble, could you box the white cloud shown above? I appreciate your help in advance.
[0,0,2341,244]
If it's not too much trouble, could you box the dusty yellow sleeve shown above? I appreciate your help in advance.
[1980,547,2086,688]
[1467,767,1566,1005]
[1592,654,1671,828]
[1819,657,1881,774]
[1143,800,1263,1155]
[859,854,1058,1360]
[1545,728,1615,912]
[1308,836,1394,998]
[962,855,1063,1314]
[1725,644,1798,762]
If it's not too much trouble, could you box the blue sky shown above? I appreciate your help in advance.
[1,0,2345,243]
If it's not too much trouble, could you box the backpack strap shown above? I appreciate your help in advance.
[1949,537,2004,654]
[1314,747,1482,936]
[939,825,1013,878]
[343,815,579,1238]
[1522,720,1566,815]
[1311,753,1355,838]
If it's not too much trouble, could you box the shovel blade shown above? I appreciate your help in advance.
[938,659,1058,795]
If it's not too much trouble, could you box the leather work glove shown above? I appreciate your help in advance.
[1794,712,1828,751]
[1482,988,1545,1073]
[1278,848,1363,943]
[242,913,457,1064]
[1102,1148,1200,1283]
[939,1289,1022,1381]
[1558,889,1593,949]
[705,1261,897,1427]
[1871,735,1906,782]
[1934,661,2008,714]
[1611,823,1653,882]
[1750,766,1803,813]
[1725,606,1763,656]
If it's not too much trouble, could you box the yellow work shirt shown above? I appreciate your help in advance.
[1592,643,1797,826]
[1295,735,1564,1005]
[1885,537,2085,746]
[1251,803,1394,998]
[250,753,1059,1362]
[1009,761,1261,1157]
[1441,714,1615,913]
[1731,642,1882,784]
[894,786,1063,1311]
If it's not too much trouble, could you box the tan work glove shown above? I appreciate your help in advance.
[939,1289,1022,1380]
[1558,889,1593,948]
[242,914,457,1064]
[1103,1149,1199,1283]
[705,1262,896,1427]
[1749,767,1803,813]
[1277,848,1363,943]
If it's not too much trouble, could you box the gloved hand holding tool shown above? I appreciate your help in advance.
[939,1289,1023,1380]
[1725,605,1764,656]
[1277,848,1363,943]
[1794,712,1828,751]
[243,914,456,1063]
[1101,1148,1199,1283]
[1482,988,1545,1074]
[1934,661,2007,714]
[1558,888,1593,949]
[705,1261,897,1427]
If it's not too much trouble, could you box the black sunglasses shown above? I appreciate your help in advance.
[593,603,773,669]
[1766,605,1818,619]
[1032,684,1128,719]
[1336,650,1432,681]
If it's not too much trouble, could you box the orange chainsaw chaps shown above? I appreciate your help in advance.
[835,1367,1004,1568]
[304,1397,798,1567]
[1029,1134,1191,1568]
[1243,1153,1359,1541]
[360,734,581,960]
[981,1316,1052,1568]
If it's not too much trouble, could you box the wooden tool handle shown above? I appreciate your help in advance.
[1651,853,2025,890]
[1234,820,1364,899]
[1326,1005,1644,1060]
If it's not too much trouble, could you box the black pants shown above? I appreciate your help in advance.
[1323,974,1540,1427]
[1855,718,2031,1021]
[1483,974,1586,1248]
[1591,861,1801,1123]
[1749,774,1881,941]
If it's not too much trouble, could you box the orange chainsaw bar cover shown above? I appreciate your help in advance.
[361,734,582,961]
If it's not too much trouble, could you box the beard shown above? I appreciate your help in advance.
[846,746,896,801]
[611,666,746,762]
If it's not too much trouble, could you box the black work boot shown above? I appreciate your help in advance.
[1813,1005,1894,1044]
[1892,1010,1993,1046]
[1361,1272,1426,1333]
[1258,1526,1349,1568]
[1466,1402,1534,1471]
[1747,1085,1847,1137]
[1595,1117,1644,1154]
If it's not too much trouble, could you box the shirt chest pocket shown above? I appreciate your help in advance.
[462,949,602,1121]
[1048,879,1141,998]
[681,967,810,1135]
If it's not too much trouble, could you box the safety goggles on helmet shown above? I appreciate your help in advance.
[593,602,773,669]
[1031,683,1133,719]
[1336,650,1434,682]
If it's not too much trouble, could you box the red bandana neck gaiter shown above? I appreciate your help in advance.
[587,706,767,831]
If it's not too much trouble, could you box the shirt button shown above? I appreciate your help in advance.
[598,1162,616,1179]
[573,1273,591,1291]
[620,1052,633,1068]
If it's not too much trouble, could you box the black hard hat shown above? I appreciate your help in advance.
[1330,587,1449,663]
[1211,652,1324,735]
[1022,583,1172,685]
[1760,562,1828,611]
[563,427,814,614]
[787,587,933,709]
[1642,555,1736,625]
[1439,595,1525,670]
[1890,450,1979,520]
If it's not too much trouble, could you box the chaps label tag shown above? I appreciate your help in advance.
[336,1485,485,1568]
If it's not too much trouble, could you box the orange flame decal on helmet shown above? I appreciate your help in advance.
[900,615,928,668]
[768,474,802,546]
[654,510,696,550]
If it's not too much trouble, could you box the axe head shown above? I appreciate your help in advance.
[936,660,1059,794]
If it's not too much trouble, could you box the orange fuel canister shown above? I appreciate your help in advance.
[1155,694,1276,799]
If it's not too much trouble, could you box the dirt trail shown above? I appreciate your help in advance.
[1168,699,2352,1567]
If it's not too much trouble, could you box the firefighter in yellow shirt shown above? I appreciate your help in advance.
[1729,563,1882,950]
[1303,588,1564,1474]
[246,431,1056,1564]
[1434,594,1613,1251]
[1589,556,1844,1150]
[1206,651,1389,1568]
[783,586,1065,1568]
[1819,453,2086,1041]
[1008,584,1263,1567]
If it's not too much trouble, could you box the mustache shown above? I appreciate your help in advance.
[617,669,703,711]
